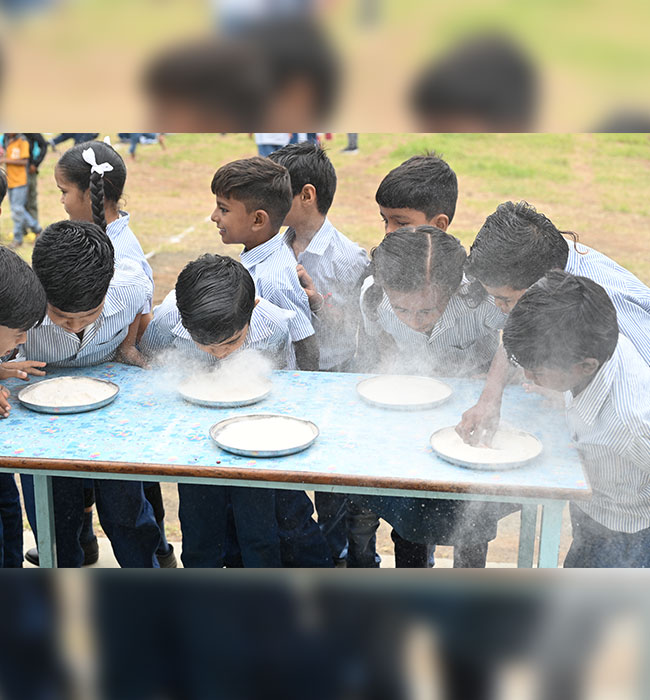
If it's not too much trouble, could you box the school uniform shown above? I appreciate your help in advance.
[355,277,511,565]
[283,219,369,370]
[563,336,650,567]
[240,235,332,565]
[140,291,294,369]
[20,261,160,567]
[107,211,154,311]
[240,232,315,369]
[139,289,329,566]
[360,275,506,376]
[564,240,650,365]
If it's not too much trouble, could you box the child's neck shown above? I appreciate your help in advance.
[243,227,279,252]
[571,371,598,398]
[290,212,326,256]
[104,203,120,225]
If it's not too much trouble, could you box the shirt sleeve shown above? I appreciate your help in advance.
[263,280,314,343]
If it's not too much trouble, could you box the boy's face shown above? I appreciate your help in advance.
[523,360,599,394]
[54,166,92,222]
[482,283,527,314]
[195,324,249,360]
[211,195,258,246]
[47,301,104,334]
[0,326,27,356]
[385,286,445,335]
[379,206,448,235]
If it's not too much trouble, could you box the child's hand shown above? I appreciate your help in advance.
[115,344,150,369]
[0,385,11,418]
[0,361,47,381]
[455,397,501,446]
[522,382,565,408]
[296,264,324,312]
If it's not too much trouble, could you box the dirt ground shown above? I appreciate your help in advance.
[6,132,648,566]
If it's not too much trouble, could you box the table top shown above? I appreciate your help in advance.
[0,364,589,500]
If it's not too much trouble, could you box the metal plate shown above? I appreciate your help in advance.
[210,413,319,457]
[430,426,543,471]
[17,376,120,414]
[178,378,272,408]
[357,375,453,411]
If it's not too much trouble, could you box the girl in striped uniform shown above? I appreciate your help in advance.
[357,225,512,567]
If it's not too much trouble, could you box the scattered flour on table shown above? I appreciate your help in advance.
[359,375,451,406]
[431,427,541,465]
[21,377,116,407]
[217,417,316,452]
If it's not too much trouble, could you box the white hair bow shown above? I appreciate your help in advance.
[82,147,114,177]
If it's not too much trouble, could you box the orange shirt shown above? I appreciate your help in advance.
[5,135,29,189]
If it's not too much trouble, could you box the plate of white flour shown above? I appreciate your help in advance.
[17,376,119,414]
[210,414,319,457]
[357,375,452,410]
[429,426,542,470]
[179,373,272,408]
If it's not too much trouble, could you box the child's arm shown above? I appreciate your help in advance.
[0,385,11,418]
[115,314,149,368]
[293,335,320,371]
[0,156,29,166]
[0,361,47,381]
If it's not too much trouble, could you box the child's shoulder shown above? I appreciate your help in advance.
[609,338,650,430]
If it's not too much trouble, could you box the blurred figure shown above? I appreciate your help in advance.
[410,34,538,132]
[594,109,650,132]
[117,133,166,160]
[341,133,359,154]
[254,132,291,156]
[48,133,99,152]
[144,19,339,132]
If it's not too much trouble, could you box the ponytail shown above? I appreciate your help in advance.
[89,170,108,231]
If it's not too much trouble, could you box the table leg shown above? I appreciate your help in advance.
[537,501,565,568]
[33,474,57,568]
[517,504,538,568]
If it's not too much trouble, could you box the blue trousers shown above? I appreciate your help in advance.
[0,474,23,567]
[276,490,333,567]
[179,484,282,567]
[8,185,41,244]
[22,475,160,567]
[564,502,650,568]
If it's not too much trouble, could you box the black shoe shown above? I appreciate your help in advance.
[25,537,99,567]
[340,147,359,154]
[156,543,177,568]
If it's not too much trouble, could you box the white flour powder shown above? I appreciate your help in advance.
[180,374,272,404]
[431,426,541,466]
[358,375,452,407]
[21,377,116,407]
[216,416,316,452]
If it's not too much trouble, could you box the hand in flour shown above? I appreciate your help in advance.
[455,396,501,447]
[0,360,47,381]
[0,385,11,418]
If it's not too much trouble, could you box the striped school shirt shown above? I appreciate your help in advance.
[139,291,295,369]
[239,233,315,344]
[21,261,152,367]
[107,212,154,311]
[284,219,369,369]
[565,335,650,533]
[565,240,650,365]
[360,276,507,377]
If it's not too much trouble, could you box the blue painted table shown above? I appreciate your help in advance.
[0,364,589,568]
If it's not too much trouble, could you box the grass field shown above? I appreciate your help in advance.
[4,132,649,565]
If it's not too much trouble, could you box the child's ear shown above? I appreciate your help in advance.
[579,358,600,377]
[430,213,450,231]
[301,184,317,204]
[252,209,270,229]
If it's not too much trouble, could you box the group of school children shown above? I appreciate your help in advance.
[0,136,649,568]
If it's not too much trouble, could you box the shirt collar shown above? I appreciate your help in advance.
[567,339,621,425]
[284,218,335,258]
[240,232,284,269]
[106,211,130,236]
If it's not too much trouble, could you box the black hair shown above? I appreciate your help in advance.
[268,142,337,215]
[503,270,619,370]
[363,226,468,319]
[211,157,292,231]
[32,221,115,313]
[56,141,127,232]
[0,247,47,331]
[375,153,458,223]
[175,254,256,346]
[410,34,537,131]
[0,169,7,206]
[466,201,575,290]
